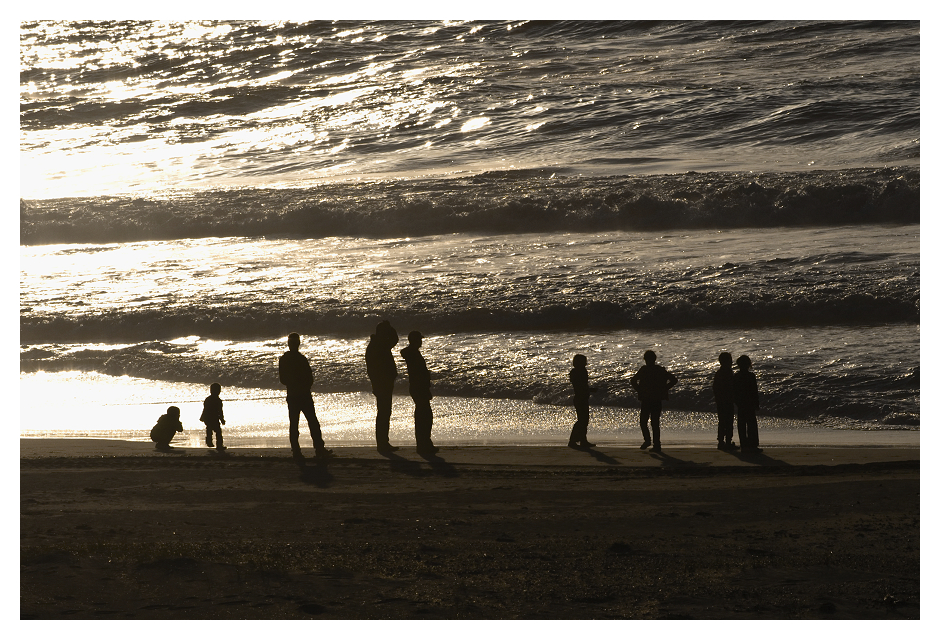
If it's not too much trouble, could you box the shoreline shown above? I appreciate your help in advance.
[20,437,921,465]
[20,429,921,461]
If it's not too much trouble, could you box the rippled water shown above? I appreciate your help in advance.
[19,20,920,441]
[20,20,919,198]
[21,224,919,426]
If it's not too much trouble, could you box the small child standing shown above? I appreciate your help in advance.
[200,383,226,451]
[151,406,183,451]
[568,354,598,448]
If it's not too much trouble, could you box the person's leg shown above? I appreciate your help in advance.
[650,401,662,447]
[577,402,591,444]
[375,392,392,447]
[300,397,325,450]
[746,411,759,448]
[214,424,224,449]
[287,396,302,455]
[206,425,214,447]
[737,410,749,448]
[415,399,433,448]
[571,400,588,444]
[718,403,734,446]
[639,402,652,445]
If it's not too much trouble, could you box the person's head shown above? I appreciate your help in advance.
[210,382,221,396]
[287,332,300,351]
[167,406,180,418]
[572,354,587,368]
[736,354,752,370]
[643,350,657,364]
[718,352,732,367]
[375,320,398,347]
[408,330,423,348]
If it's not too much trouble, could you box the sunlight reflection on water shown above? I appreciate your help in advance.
[20,371,909,449]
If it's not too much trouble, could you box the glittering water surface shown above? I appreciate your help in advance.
[22,371,916,448]
[21,225,919,430]
[21,20,918,198]
[20,21,919,442]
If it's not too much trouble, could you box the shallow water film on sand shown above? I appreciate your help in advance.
[20,20,919,441]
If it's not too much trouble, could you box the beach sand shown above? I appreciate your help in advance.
[21,439,919,619]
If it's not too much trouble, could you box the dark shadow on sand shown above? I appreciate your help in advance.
[569,445,621,465]
[647,448,711,468]
[298,458,334,487]
[724,448,790,467]
[378,450,426,477]
[155,444,186,454]
[417,450,459,477]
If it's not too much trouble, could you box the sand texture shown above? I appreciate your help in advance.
[21,440,920,619]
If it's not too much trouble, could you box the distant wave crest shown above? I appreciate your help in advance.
[20,340,919,426]
[20,283,918,345]
[21,167,918,245]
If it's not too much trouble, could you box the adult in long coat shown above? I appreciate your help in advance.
[365,320,399,452]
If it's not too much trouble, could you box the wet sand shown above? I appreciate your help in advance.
[21,439,920,619]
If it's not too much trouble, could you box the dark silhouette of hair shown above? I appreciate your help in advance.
[287,332,300,350]
[210,382,221,395]
[573,354,587,368]
[374,321,399,347]
[736,354,752,369]
[167,406,180,417]
[644,350,657,364]
[719,352,732,366]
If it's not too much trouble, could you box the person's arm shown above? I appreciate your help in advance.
[302,356,314,389]
[629,369,640,391]
[666,370,678,391]
[219,399,225,425]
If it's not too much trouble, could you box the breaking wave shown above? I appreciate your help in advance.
[21,167,918,245]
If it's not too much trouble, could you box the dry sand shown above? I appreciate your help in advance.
[21,439,919,619]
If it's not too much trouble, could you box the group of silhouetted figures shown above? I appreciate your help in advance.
[570,349,762,454]
[151,322,763,458]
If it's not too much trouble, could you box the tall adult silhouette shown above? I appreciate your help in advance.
[400,330,438,454]
[733,354,762,453]
[365,320,399,453]
[713,352,737,450]
[629,350,678,452]
[279,333,332,462]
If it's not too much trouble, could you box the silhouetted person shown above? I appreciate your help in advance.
[568,354,598,448]
[279,333,332,462]
[200,382,226,451]
[400,331,438,454]
[629,350,678,452]
[365,320,399,453]
[151,405,183,451]
[733,354,761,452]
[713,353,737,450]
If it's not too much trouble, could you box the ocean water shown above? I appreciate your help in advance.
[19,20,919,445]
